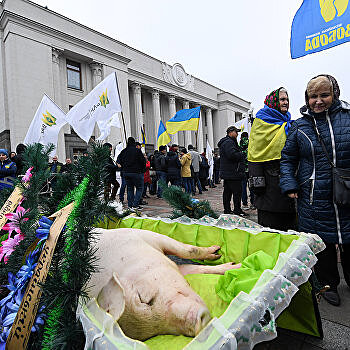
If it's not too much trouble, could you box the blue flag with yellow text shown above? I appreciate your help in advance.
[157,121,171,149]
[291,0,350,59]
[166,106,200,134]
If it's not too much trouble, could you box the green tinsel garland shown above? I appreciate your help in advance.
[41,177,90,349]
[38,143,111,350]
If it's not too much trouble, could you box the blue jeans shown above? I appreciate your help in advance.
[119,174,127,202]
[191,172,202,194]
[168,176,181,187]
[124,172,144,207]
[156,171,167,198]
[242,173,248,206]
[182,177,192,193]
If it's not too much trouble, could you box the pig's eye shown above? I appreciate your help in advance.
[137,291,156,306]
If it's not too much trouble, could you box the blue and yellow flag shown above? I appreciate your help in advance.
[291,0,350,59]
[141,125,147,147]
[157,121,171,149]
[248,105,291,163]
[166,106,200,134]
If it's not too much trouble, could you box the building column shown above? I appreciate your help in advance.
[51,47,66,161]
[152,89,161,146]
[132,82,143,142]
[90,62,104,141]
[52,48,63,104]
[206,107,214,149]
[183,100,192,147]
[90,62,103,87]
[168,95,178,145]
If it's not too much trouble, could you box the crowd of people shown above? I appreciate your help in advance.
[113,138,219,209]
[1,74,349,307]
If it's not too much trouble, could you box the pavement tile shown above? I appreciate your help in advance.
[304,319,350,350]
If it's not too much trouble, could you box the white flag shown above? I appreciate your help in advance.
[114,141,125,162]
[206,140,214,180]
[234,117,250,144]
[65,72,122,143]
[24,94,67,150]
[97,113,121,141]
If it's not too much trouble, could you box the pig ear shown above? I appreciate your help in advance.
[97,272,125,321]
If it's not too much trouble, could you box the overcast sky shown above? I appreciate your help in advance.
[31,0,350,119]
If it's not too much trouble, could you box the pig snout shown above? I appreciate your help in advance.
[194,306,211,335]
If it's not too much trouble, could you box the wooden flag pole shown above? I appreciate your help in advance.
[6,201,75,350]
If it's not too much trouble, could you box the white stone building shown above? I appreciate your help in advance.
[0,0,251,161]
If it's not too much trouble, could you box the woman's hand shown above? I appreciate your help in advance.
[288,193,298,199]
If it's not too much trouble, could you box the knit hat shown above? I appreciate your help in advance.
[0,148,8,157]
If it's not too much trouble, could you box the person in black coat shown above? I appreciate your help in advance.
[217,126,247,216]
[117,137,146,209]
[213,153,221,184]
[103,143,120,201]
[248,87,296,231]
[12,143,27,176]
[166,149,181,187]
[154,145,168,198]
[199,153,209,191]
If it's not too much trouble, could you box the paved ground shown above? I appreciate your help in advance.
[132,182,350,350]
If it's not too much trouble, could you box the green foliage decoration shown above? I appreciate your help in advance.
[160,182,218,220]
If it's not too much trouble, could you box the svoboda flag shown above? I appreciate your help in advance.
[66,72,122,143]
[291,0,350,58]
[24,94,67,150]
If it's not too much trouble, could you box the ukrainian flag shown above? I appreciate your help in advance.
[166,106,200,134]
[157,121,171,149]
[141,125,147,147]
[248,105,292,162]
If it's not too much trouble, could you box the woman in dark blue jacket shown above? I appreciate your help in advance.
[0,149,17,190]
[280,75,350,306]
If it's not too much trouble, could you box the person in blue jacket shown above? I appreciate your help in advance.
[0,148,17,190]
[280,74,350,306]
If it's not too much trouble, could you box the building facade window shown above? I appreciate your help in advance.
[66,59,82,90]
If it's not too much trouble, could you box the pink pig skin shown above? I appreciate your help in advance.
[87,228,241,341]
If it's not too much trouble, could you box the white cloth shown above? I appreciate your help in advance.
[24,94,67,154]
[65,73,122,143]
[206,140,214,180]
[97,113,121,141]
[234,117,250,143]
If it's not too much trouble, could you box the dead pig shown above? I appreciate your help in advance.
[87,228,241,341]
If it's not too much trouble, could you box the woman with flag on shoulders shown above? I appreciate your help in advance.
[248,87,296,231]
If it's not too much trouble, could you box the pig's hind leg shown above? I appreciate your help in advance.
[144,231,222,261]
[178,262,241,276]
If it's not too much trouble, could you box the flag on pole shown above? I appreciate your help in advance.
[291,0,350,59]
[65,72,122,143]
[24,94,67,151]
[157,121,171,149]
[97,113,121,141]
[166,106,200,134]
[206,140,214,181]
[141,125,147,147]
[234,117,250,144]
